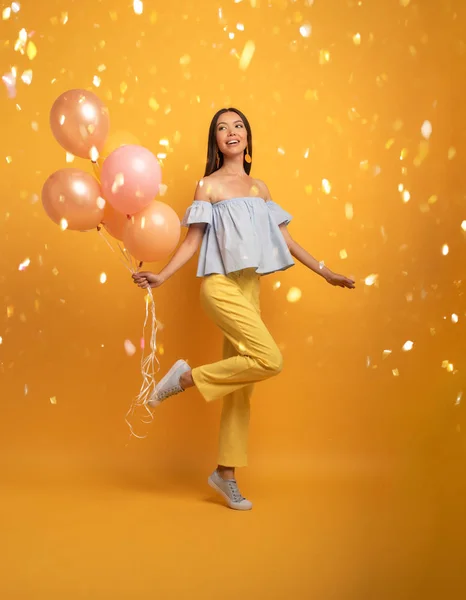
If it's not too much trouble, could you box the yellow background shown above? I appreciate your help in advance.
[1,0,465,598]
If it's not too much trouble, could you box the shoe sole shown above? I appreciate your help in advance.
[147,359,187,407]
[207,476,253,511]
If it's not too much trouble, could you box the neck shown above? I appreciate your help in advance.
[221,153,245,175]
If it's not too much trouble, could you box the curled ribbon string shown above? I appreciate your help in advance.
[97,226,160,439]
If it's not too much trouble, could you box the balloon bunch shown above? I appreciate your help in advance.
[42,88,181,262]
[42,89,181,436]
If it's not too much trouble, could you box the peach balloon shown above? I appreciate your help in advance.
[100,145,162,215]
[42,169,104,231]
[123,201,181,263]
[102,202,129,241]
[50,89,110,159]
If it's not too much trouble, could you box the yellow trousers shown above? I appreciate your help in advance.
[191,269,283,468]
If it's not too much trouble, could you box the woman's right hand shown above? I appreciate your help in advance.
[132,271,166,290]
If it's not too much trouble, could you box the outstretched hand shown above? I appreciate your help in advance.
[132,271,165,290]
[325,271,356,289]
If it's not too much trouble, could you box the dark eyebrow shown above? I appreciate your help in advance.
[217,120,243,126]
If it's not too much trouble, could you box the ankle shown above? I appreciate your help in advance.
[217,466,235,480]
[179,369,194,390]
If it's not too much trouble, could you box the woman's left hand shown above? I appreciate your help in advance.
[325,271,356,289]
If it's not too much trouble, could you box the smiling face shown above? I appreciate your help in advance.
[215,111,248,159]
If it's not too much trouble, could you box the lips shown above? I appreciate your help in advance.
[226,139,239,145]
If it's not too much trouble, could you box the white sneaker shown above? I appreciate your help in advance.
[208,470,253,511]
[147,359,191,407]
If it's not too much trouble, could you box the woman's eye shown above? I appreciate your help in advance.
[236,124,243,128]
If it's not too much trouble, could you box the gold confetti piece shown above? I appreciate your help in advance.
[18,258,30,271]
[451,313,459,323]
[0,337,2,344]
[6,156,12,164]
[427,195,437,205]
[456,392,463,406]
[352,33,361,45]
[3,7,11,20]
[421,120,432,139]
[120,81,128,94]
[149,97,159,111]
[7,305,14,318]
[448,147,456,160]
[89,146,99,161]
[26,41,37,60]
[50,396,57,405]
[287,287,302,303]
[65,152,74,163]
[273,281,281,290]
[321,179,331,194]
[179,54,191,65]
[299,23,312,38]
[304,148,310,159]
[400,148,408,160]
[21,70,33,85]
[364,274,378,286]
[229,32,235,40]
[124,340,136,356]
[441,244,449,256]
[237,23,245,31]
[239,40,255,71]
[60,218,68,231]
[339,249,348,259]
[319,49,331,64]
[402,340,414,352]
[400,0,410,6]
[385,138,395,149]
[157,153,167,160]
[345,203,353,220]
[159,139,169,147]
[100,272,107,284]
[133,0,143,14]
[359,159,369,171]
[383,350,392,358]
[93,75,101,87]
[277,147,285,155]
[402,190,411,203]
[392,369,399,377]
[461,220,466,231]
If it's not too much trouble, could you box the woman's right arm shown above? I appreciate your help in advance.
[132,181,209,289]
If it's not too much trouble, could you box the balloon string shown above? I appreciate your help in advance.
[97,227,160,439]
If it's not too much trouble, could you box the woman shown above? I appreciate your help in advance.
[132,108,355,511]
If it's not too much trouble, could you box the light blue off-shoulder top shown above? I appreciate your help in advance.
[181,196,295,277]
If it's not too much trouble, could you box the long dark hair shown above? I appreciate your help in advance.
[204,107,253,177]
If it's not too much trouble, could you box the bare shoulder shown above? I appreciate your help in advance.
[252,178,272,201]
[194,174,216,202]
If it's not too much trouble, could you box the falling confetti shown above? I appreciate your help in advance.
[50,396,57,405]
[321,179,331,194]
[299,23,312,38]
[287,287,302,303]
[124,340,137,356]
[18,258,30,271]
[364,274,378,286]
[239,40,255,71]
[402,340,414,352]
[451,314,459,324]
[420,120,432,140]
[441,244,449,256]
[100,273,107,284]
[133,0,143,15]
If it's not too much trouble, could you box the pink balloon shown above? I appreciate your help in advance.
[42,169,104,231]
[123,201,181,263]
[49,89,110,159]
[100,145,162,215]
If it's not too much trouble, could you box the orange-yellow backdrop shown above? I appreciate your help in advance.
[1,1,465,598]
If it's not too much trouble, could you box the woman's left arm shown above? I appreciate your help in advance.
[256,179,355,290]
[279,224,355,289]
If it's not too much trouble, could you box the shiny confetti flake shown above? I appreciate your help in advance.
[65,152,74,163]
[60,218,68,231]
[133,0,143,15]
[149,97,159,111]
[93,75,101,87]
[456,391,463,406]
[402,340,414,352]
[421,120,432,139]
[273,281,281,290]
[441,361,454,373]
[339,249,348,259]
[0,336,2,344]
[124,340,136,356]
[50,396,57,404]
[299,23,312,37]
[2,69,17,98]
[3,7,11,19]
[364,274,378,286]
[462,220,466,232]
[402,190,411,203]
[392,369,400,377]
[345,203,354,220]
[99,272,107,284]
[239,40,255,71]
[21,70,33,85]
[451,313,459,323]
[352,33,361,45]
[89,146,99,161]
[319,49,331,64]
[287,287,302,303]
[399,0,410,6]
[321,179,331,194]
[27,41,37,60]
[18,258,30,271]
[447,147,456,160]
[441,244,449,256]
[383,350,392,358]
[96,196,105,210]
[179,54,191,65]
[236,23,245,31]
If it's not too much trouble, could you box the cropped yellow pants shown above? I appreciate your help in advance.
[191,269,283,468]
